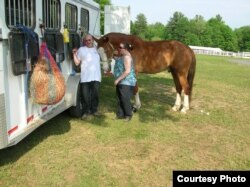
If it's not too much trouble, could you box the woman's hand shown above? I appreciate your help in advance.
[114,79,119,86]
[104,71,113,77]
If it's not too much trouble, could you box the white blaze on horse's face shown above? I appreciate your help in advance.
[97,47,109,72]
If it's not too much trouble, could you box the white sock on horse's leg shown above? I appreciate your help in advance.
[133,92,141,109]
[181,94,189,113]
[172,93,181,111]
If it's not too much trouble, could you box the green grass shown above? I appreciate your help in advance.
[0,55,250,187]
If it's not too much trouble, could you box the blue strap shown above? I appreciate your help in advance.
[15,24,37,107]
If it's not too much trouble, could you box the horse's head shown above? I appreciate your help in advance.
[94,33,139,72]
[93,35,116,72]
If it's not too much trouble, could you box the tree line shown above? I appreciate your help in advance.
[131,12,250,52]
[94,0,250,52]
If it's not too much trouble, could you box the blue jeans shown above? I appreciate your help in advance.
[81,81,100,115]
[116,84,134,117]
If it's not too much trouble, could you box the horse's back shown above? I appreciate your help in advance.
[134,40,195,72]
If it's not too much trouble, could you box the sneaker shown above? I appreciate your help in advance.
[124,116,132,122]
[116,115,125,119]
[81,113,88,120]
[91,112,101,116]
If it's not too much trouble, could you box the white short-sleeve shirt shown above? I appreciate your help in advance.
[77,46,101,83]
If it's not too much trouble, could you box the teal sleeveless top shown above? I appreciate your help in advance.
[113,56,136,86]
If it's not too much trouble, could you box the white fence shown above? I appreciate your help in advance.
[189,46,250,59]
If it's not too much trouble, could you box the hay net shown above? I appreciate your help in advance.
[30,42,65,105]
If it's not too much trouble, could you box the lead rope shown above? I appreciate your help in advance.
[107,41,115,57]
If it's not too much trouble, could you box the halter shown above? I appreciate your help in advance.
[103,41,115,61]
[97,41,115,72]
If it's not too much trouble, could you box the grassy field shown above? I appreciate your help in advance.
[0,55,250,187]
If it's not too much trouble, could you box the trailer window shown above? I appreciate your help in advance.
[43,0,61,30]
[5,0,35,28]
[65,3,77,32]
[80,8,89,34]
[44,32,64,63]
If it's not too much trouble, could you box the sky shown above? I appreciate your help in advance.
[110,0,250,29]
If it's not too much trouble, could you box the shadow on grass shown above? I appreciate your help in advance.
[0,111,71,166]
[100,73,179,123]
[0,72,179,164]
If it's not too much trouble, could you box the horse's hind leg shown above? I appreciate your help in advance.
[171,70,182,111]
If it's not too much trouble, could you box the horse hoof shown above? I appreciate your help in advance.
[133,104,141,109]
[172,105,181,112]
[181,107,189,114]
[132,107,137,113]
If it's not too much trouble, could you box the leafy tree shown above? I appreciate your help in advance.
[207,16,225,48]
[188,15,211,46]
[184,32,201,46]
[199,24,213,47]
[235,26,250,51]
[215,14,224,23]
[145,22,165,40]
[130,21,136,35]
[165,12,190,43]
[93,0,111,34]
[221,25,238,51]
[131,13,148,39]
[208,15,238,51]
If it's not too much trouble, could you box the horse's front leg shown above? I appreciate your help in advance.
[171,70,182,112]
[133,92,141,111]
[172,93,189,113]
[133,84,141,112]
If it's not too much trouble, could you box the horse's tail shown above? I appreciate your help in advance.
[188,50,196,102]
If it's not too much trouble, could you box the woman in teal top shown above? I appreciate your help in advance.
[113,42,137,121]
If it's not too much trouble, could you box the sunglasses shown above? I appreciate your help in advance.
[119,46,125,49]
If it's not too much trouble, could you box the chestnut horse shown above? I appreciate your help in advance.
[94,32,196,113]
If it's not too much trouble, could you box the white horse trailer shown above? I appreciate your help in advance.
[0,0,100,149]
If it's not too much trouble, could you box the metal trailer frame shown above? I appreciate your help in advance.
[0,0,100,149]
